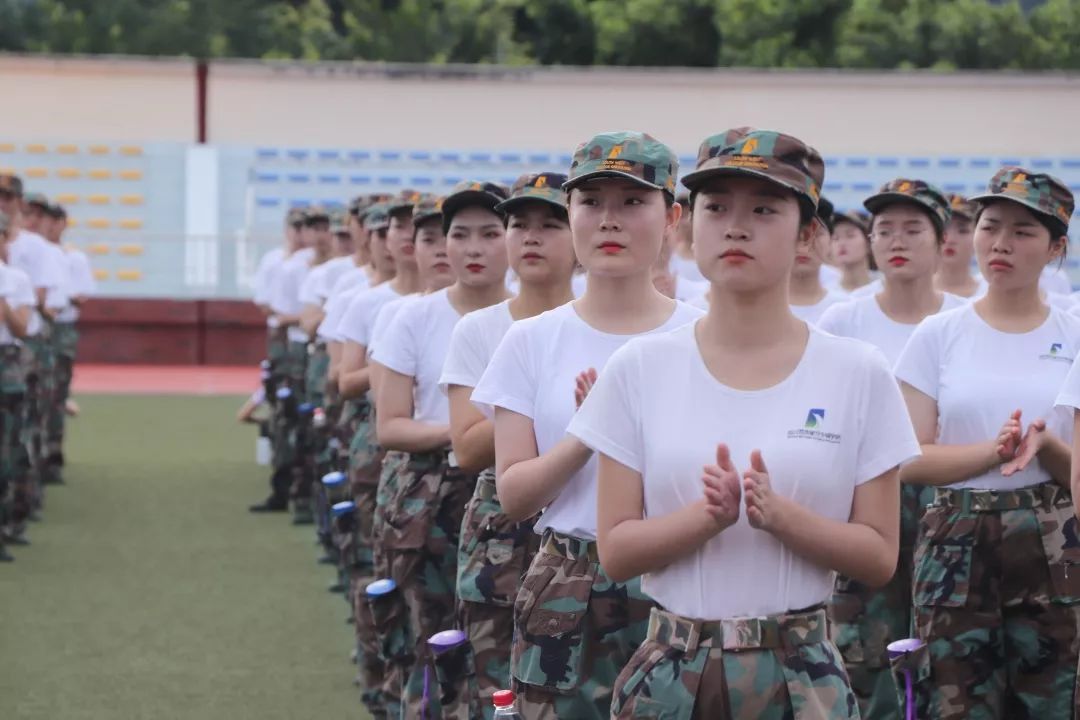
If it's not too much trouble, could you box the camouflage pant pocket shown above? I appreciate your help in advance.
[610,641,699,719]
[829,586,871,666]
[1036,503,1080,604]
[512,552,594,694]
[383,465,439,551]
[913,542,972,608]
[457,496,522,607]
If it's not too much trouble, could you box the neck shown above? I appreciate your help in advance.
[312,248,331,265]
[371,265,394,286]
[706,283,799,348]
[878,273,942,317]
[788,272,826,305]
[510,277,575,320]
[578,270,662,318]
[449,281,511,315]
[936,261,974,286]
[353,248,371,267]
[840,263,871,290]
[390,264,421,295]
[980,283,1045,319]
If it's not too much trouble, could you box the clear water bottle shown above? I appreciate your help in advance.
[312,407,327,429]
[492,689,523,719]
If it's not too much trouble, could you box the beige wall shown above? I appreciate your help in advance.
[2,55,1077,156]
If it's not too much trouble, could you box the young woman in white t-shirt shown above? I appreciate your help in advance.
[935,193,988,299]
[897,168,1080,719]
[438,172,576,717]
[370,181,511,718]
[818,179,965,718]
[790,195,847,325]
[832,210,876,294]
[566,128,917,719]
[471,132,703,719]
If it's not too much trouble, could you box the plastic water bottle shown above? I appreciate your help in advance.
[492,690,523,719]
[312,407,327,429]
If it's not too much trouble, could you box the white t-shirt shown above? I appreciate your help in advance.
[300,256,359,308]
[318,284,364,342]
[41,241,71,313]
[253,247,286,306]
[670,253,705,284]
[56,248,95,323]
[571,273,588,299]
[820,264,842,290]
[818,292,968,366]
[897,304,1080,492]
[9,230,63,293]
[439,300,515,394]
[568,323,919,619]
[790,290,848,327]
[271,250,316,343]
[675,277,709,303]
[330,263,371,299]
[849,278,884,298]
[338,282,405,350]
[370,295,419,358]
[370,288,461,426]
[1042,266,1073,296]
[472,301,704,540]
[0,264,35,344]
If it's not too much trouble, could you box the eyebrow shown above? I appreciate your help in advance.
[450,223,502,231]
[700,188,788,201]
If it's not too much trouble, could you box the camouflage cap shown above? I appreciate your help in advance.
[495,172,568,217]
[329,209,349,234]
[45,202,66,219]
[564,131,678,196]
[302,205,331,225]
[413,195,444,230]
[286,207,306,227]
[946,193,977,222]
[833,209,870,235]
[816,196,835,233]
[351,192,395,221]
[364,202,391,231]
[24,191,49,209]
[0,211,9,235]
[969,166,1074,235]
[864,179,951,233]
[0,174,22,197]
[387,189,424,216]
[681,128,824,213]
[441,180,509,234]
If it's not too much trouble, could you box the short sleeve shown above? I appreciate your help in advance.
[893,316,942,400]
[439,316,489,393]
[74,252,96,295]
[816,302,849,337]
[338,293,371,346]
[471,322,537,420]
[372,302,419,378]
[253,251,277,304]
[566,342,644,473]
[854,346,922,484]
[298,270,322,306]
[1057,356,1080,410]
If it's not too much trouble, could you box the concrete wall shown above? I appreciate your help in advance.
[2,54,1077,156]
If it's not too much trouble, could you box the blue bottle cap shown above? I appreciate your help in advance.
[331,500,356,517]
[276,387,292,400]
[321,471,346,486]
[298,403,314,415]
[260,360,271,370]
[366,578,397,597]
[887,638,924,658]
[428,629,468,651]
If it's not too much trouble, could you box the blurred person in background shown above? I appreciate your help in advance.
[789,196,848,325]
[831,209,877,294]
[935,193,987,299]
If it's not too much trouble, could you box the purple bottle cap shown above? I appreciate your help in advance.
[331,500,356,517]
[366,578,396,597]
[887,638,924,658]
[428,629,467,652]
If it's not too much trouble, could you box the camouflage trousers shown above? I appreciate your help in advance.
[23,335,54,489]
[512,530,654,720]
[907,482,1080,719]
[613,606,857,719]
[269,340,308,510]
[455,470,539,720]
[370,447,408,719]
[380,448,477,720]
[829,482,935,719]
[0,387,29,538]
[45,322,77,468]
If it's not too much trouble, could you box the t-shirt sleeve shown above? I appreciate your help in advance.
[471,323,536,419]
[439,316,488,393]
[337,294,370,346]
[372,302,419,378]
[75,253,96,295]
[816,302,849,337]
[253,253,275,304]
[893,317,942,400]
[1056,357,1080,410]
[566,342,643,473]
[855,347,922,484]
[298,270,322,307]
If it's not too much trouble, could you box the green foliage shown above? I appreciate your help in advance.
[0,0,1075,70]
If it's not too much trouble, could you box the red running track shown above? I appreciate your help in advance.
[72,364,260,395]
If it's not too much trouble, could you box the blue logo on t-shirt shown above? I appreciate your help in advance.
[1051,343,1063,356]
[805,408,825,429]
[1041,342,1073,362]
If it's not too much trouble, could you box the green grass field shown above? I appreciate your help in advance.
[0,395,370,720]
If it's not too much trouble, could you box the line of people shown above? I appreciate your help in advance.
[250,129,1080,719]
[0,173,95,563]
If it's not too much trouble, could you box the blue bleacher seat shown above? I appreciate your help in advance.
[557,154,574,167]
[824,183,844,193]
[287,174,310,183]
[349,175,371,185]
[287,149,309,161]
[439,152,461,163]
[378,176,402,185]
[257,197,281,207]
[289,199,310,208]
[846,158,869,168]
[256,173,280,183]
[348,150,371,162]
[317,150,340,161]
[1062,159,1080,169]
[444,176,463,186]
[499,153,523,164]
[877,158,900,168]
[944,183,966,192]
[1032,159,1054,169]
[1000,158,1022,167]
[528,153,552,165]
[409,151,433,162]
[256,148,279,160]
[938,158,961,168]
[379,151,402,162]
[318,174,342,184]
[410,177,435,186]
[908,158,931,168]
[969,158,992,168]
[468,152,492,163]
[851,182,874,193]
[824,158,840,168]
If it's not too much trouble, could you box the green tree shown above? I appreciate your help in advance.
[714,0,850,67]
[589,0,718,67]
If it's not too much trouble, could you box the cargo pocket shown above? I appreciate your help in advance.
[383,464,439,551]
[511,552,594,694]
[1036,503,1080,604]
[913,542,972,608]
[610,641,697,719]
[456,496,519,607]
[828,583,867,665]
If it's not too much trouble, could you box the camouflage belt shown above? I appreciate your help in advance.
[539,529,599,563]
[932,481,1069,513]
[409,447,452,468]
[646,605,827,654]
[475,471,497,502]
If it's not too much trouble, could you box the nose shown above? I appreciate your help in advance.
[724,225,749,242]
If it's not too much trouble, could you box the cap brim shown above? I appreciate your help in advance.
[441,191,504,233]
[681,166,814,207]
[968,193,1068,232]
[494,195,567,216]
[562,171,664,193]
[863,192,945,231]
